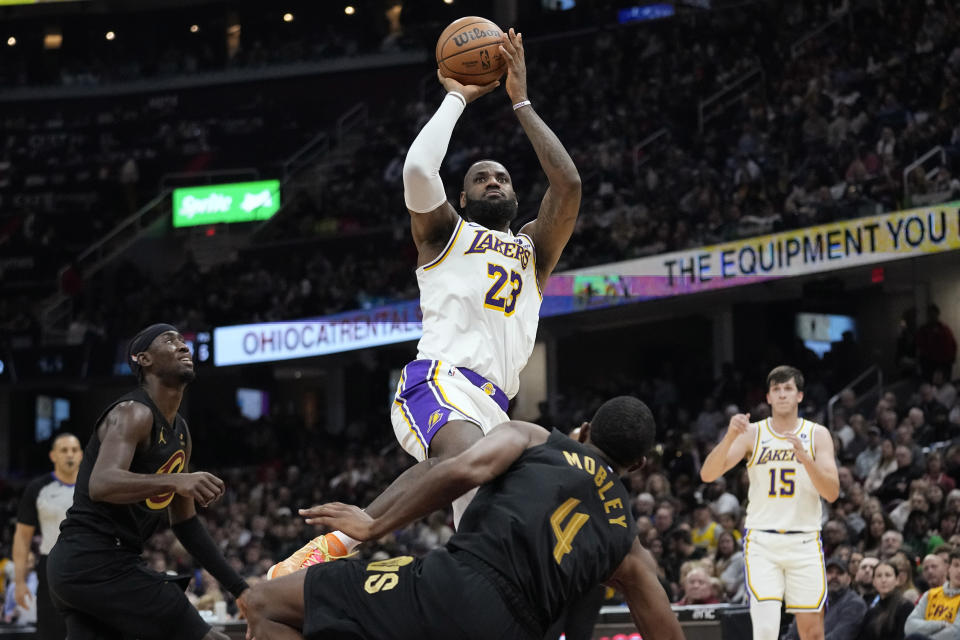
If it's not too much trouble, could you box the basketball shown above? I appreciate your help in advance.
[436,16,506,86]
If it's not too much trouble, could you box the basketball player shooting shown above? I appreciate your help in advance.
[269,26,582,577]
[700,366,839,640]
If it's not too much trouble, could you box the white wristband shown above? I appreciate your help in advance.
[512,100,532,111]
[448,91,466,107]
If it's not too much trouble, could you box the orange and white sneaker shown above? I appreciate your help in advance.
[266,533,354,579]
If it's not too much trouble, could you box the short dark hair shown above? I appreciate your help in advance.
[589,396,656,468]
[949,550,960,565]
[767,365,805,392]
[51,432,78,449]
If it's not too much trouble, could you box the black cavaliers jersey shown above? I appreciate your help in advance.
[448,429,637,631]
[59,388,188,551]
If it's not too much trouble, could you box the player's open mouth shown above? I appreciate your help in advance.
[179,357,194,365]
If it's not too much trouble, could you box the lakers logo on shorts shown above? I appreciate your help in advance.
[145,449,186,510]
[481,382,495,396]
[429,410,445,428]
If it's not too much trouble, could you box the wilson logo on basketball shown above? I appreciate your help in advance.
[145,449,186,510]
[452,27,501,47]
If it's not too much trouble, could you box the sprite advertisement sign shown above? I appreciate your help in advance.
[172,180,281,227]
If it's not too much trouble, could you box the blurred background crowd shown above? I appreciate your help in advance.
[0,0,959,636]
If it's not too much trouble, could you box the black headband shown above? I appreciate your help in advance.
[128,323,178,375]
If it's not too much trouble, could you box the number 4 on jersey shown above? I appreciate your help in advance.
[550,497,590,564]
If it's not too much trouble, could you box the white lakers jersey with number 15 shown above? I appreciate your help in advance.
[744,418,823,532]
[416,218,542,399]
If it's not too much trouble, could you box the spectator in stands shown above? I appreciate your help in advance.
[716,510,742,544]
[633,492,655,521]
[691,503,721,554]
[653,504,676,536]
[904,550,960,638]
[664,528,706,588]
[857,560,914,640]
[856,555,881,604]
[784,557,867,640]
[903,511,935,559]
[932,370,958,414]
[712,530,745,603]
[892,491,931,531]
[862,512,893,556]
[865,439,899,493]
[676,567,720,606]
[890,550,921,603]
[882,530,906,560]
[877,446,923,504]
[845,414,871,462]
[921,553,948,592]
[705,477,740,517]
[916,304,957,381]
[926,454,956,494]
[857,426,885,480]
[825,519,853,558]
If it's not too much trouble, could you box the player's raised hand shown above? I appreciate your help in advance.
[784,433,811,464]
[726,413,750,440]
[173,471,225,507]
[436,70,500,104]
[300,503,374,541]
[499,28,528,104]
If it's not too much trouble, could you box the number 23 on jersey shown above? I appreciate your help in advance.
[484,263,523,316]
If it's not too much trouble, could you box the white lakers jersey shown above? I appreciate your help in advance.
[416,218,542,399]
[744,418,823,532]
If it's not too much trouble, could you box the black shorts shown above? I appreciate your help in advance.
[46,534,210,640]
[36,555,67,640]
[303,548,533,640]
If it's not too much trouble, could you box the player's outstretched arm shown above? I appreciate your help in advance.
[502,28,581,286]
[300,421,543,540]
[404,73,499,266]
[607,540,685,640]
[700,413,753,483]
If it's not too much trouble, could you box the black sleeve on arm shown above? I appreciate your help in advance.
[172,515,248,598]
[17,477,43,526]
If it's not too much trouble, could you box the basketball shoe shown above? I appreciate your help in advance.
[266,533,354,579]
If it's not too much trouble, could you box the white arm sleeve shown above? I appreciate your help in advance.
[403,92,465,213]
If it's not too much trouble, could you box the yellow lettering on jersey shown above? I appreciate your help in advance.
[563,451,582,469]
[364,573,399,594]
[562,448,628,529]
[925,587,960,623]
[594,465,608,487]
[597,480,614,501]
[604,498,623,514]
[584,456,596,474]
